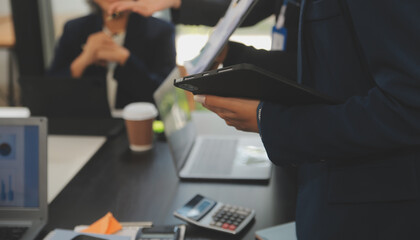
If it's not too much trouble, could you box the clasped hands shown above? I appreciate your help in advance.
[82,32,129,67]
[71,32,129,77]
[108,0,182,17]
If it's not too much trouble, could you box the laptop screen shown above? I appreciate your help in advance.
[20,76,111,118]
[154,69,196,171]
[0,125,39,209]
[155,70,191,136]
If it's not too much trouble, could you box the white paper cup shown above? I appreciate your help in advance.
[122,102,158,152]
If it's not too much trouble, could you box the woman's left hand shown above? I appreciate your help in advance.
[195,95,260,133]
[96,42,130,66]
[108,0,181,17]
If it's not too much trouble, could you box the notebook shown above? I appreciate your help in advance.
[255,222,297,240]
[154,71,272,182]
[0,117,48,240]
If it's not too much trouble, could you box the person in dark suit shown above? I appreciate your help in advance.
[194,0,420,239]
[48,0,176,110]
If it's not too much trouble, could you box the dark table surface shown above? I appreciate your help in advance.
[37,132,297,240]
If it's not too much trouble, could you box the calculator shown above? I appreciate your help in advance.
[173,194,255,235]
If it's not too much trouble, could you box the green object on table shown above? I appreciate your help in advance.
[153,120,165,133]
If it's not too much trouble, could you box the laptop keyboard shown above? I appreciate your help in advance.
[0,227,28,240]
[189,138,238,175]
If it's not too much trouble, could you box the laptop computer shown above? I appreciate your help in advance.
[0,117,48,240]
[20,76,124,136]
[154,72,272,182]
[20,76,111,118]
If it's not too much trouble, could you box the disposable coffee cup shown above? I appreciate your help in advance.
[123,102,158,152]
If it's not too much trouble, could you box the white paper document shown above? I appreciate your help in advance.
[184,0,255,75]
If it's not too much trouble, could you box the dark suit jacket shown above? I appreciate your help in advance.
[259,0,420,239]
[171,0,283,27]
[48,13,176,108]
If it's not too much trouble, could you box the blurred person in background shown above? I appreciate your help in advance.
[48,0,176,113]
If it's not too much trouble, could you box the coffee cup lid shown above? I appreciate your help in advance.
[0,107,31,118]
[122,102,158,121]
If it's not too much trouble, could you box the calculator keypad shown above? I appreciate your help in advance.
[209,204,252,231]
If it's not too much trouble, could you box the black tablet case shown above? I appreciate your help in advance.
[174,63,339,105]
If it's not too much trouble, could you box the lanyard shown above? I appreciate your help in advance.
[271,1,288,50]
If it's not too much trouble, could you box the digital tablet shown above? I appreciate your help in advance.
[174,63,339,105]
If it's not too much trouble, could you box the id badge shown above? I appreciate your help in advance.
[271,1,288,51]
[271,26,287,51]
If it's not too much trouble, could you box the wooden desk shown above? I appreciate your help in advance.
[0,16,15,48]
[0,16,16,106]
[36,129,297,240]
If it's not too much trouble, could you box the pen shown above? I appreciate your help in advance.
[120,221,153,228]
[106,12,122,21]
[173,226,180,240]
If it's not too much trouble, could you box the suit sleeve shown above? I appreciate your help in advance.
[171,0,280,27]
[224,41,297,80]
[171,0,230,26]
[260,2,420,165]
[47,21,81,76]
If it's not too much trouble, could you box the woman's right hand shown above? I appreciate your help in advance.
[210,44,229,70]
[108,0,182,17]
[70,32,114,77]
[81,32,115,65]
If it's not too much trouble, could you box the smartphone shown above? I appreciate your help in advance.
[136,225,184,240]
[71,235,107,240]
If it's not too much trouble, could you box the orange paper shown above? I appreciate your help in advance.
[82,212,122,235]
